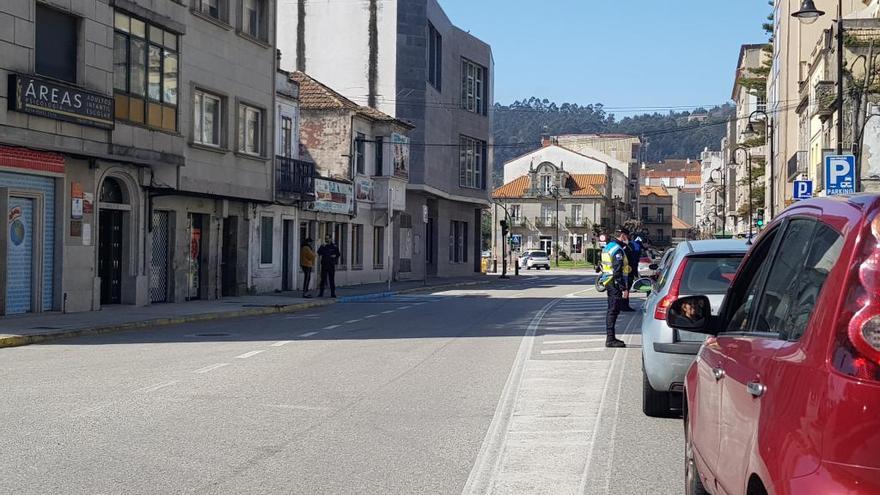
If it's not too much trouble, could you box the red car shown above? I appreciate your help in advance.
[667,195,880,495]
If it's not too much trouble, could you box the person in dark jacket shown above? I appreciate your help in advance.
[317,235,340,298]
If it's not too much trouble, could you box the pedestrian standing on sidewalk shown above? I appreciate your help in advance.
[317,235,340,298]
[600,227,632,348]
[300,238,316,298]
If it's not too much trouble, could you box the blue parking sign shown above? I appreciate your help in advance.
[825,155,856,195]
[793,180,813,200]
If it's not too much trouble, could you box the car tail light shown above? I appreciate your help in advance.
[655,258,689,320]
[640,257,651,264]
[834,215,880,382]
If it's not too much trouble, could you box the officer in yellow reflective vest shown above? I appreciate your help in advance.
[601,227,631,348]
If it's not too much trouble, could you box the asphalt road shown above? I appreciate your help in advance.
[0,270,683,495]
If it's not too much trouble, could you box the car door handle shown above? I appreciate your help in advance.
[747,381,767,397]
[712,367,725,381]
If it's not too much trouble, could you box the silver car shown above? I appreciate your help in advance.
[634,239,748,417]
[518,250,551,270]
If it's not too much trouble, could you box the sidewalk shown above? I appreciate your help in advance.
[0,275,492,348]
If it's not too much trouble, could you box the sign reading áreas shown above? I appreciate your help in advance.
[8,73,114,129]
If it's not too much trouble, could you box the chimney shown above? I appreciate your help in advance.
[541,134,552,147]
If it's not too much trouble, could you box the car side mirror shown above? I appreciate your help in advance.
[631,277,653,294]
[667,295,716,335]
[649,263,659,271]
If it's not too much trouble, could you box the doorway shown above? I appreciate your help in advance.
[99,209,123,305]
[6,197,35,314]
[540,236,553,255]
[221,216,237,297]
[149,211,170,303]
[188,213,206,300]
[282,220,295,291]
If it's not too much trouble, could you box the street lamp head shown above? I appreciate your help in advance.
[741,122,758,140]
[792,0,825,24]
[706,176,716,186]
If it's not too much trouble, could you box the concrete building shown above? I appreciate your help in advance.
[553,133,641,214]
[276,0,494,278]
[639,186,673,247]
[290,71,413,287]
[491,165,607,261]
[767,0,865,217]
[641,159,701,227]
[699,149,728,236]
[0,0,276,314]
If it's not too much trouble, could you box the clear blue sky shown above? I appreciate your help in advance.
[440,0,770,115]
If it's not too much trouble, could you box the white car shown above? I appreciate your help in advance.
[518,250,551,270]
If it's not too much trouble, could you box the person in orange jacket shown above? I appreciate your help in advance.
[300,238,316,298]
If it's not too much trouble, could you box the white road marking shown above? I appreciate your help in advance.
[137,381,178,393]
[235,350,265,359]
[193,363,230,374]
[540,348,607,355]
[399,305,412,309]
[364,314,378,319]
[323,324,340,330]
[345,319,362,324]
[381,310,395,314]
[270,341,294,347]
[542,338,606,345]
[298,332,319,338]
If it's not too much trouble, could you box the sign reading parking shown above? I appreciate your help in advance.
[793,180,813,200]
[825,155,856,195]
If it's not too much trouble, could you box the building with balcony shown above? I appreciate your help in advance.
[276,0,494,279]
[639,186,673,247]
[291,71,413,287]
[641,159,702,227]
[0,0,276,313]
[491,160,609,261]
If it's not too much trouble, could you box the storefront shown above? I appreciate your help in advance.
[0,146,63,315]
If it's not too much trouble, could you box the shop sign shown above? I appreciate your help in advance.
[392,133,410,179]
[8,73,114,129]
[356,176,374,202]
[309,178,353,215]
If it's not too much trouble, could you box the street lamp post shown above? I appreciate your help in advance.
[732,146,754,238]
[741,109,774,218]
[547,185,561,267]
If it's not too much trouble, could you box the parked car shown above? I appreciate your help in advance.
[634,239,747,417]
[518,250,551,270]
[637,255,657,277]
[481,250,491,259]
[669,195,880,495]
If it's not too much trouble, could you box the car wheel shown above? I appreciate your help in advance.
[642,370,672,418]
[685,419,710,495]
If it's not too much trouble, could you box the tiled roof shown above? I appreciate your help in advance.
[493,176,531,198]
[641,185,670,197]
[568,174,605,197]
[686,174,701,185]
[291,71,413,127]
[672,216,692,230]
[645,160,701,173]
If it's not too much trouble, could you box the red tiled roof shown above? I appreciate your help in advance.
[640,185,670,197]
[291,71,413,128]
[672,216,692,230]
[493,176,531,198]
[568,174,605,197]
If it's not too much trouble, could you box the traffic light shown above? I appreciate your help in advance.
[500,219,509,236]
[755,209,765,228]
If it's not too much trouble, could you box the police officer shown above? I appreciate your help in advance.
[601,227,631,348]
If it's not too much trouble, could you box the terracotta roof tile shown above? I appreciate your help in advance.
[568,174,605,197]
[672,216,692,230]
[493,176,531,198]
[640,185,671,197]
[291,71,413,127]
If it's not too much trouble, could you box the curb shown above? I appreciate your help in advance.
[0,278,495,349]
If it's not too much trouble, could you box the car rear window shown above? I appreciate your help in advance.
[531,251,547,257]
[680,255,744,294]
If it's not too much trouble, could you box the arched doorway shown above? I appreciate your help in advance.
[98,177,128,305]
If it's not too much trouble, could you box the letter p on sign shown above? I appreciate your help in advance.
[830,157,851,183]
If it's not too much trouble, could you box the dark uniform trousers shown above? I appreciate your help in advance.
[606,284,624,339]
[319,266,336,296]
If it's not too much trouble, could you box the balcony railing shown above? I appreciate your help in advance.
[811,81,835,118]
[642,215,669,224]
[510,217,527,228]
[534,216,557,228]
[275,156,316,199]
[565,217,591,229]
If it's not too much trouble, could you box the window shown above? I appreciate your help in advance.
[428,23,442,91]
[641,206,649,219]
[748,219,842,341]
[194,90,222,146]
[280,115,293,157]
[238,104,262,155]
[571,205,582,224]
[570,235,583,254]
[449,221,466,263]
[373,226,385,268]
[657,208,665,222]
[355,133,366,175]
[725,227,780,333]
[461,58,486,115]
[459,135,486,189]
[260,216,273,264]
[334,223,347,267]
[541,205,554,224]
[36,5,78,83]
[510,205,521,220]
[351,224,364,268]
[242,0,266,40]
[541,175,552,195]
[375,136,384,176]
[114,11,178,131]
[197,0,222,20]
